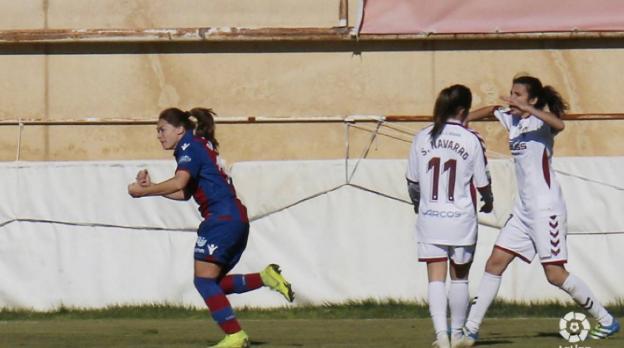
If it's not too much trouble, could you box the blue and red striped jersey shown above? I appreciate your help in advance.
[174,130,248,223]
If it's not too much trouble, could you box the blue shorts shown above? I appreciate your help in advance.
[194,219,249,274]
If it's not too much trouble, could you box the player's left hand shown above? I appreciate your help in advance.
[128,182,144,198]
[135,169,151,187]
[479,199,493,213]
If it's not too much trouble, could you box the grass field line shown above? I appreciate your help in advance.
[1,299,622,320]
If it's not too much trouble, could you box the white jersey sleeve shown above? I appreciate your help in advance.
[406,132,421,183]
[469,129,490,189]
[493,108,514,131]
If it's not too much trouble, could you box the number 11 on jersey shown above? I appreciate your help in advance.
[427,157,457,202]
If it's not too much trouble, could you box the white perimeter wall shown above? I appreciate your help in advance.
[0,158,622,310]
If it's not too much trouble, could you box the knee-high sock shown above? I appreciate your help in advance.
[465,272,501,334]
[449,279,469,338]
[194,276,242,334]
[428,281,448,337]
[220,274,263,294]
[561,273,613,326]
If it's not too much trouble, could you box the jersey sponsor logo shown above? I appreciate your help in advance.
[181,142,190,151]
[421,209,462,218]
[178,155,192,164]
[207,244,219,255]
[509,141,527,153]
[196,236,208,247]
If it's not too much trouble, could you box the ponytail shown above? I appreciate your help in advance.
[512,75,568,118]
[541,85,568,118]
[430,84,472,140]
[158,107,219,148]
[189,107,219,149]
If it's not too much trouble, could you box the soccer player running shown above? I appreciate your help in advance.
[407,85,494,348]
[128,107,294,348]
[456,75,619,346]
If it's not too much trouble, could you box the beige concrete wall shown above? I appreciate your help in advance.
[1,1,344,29]
[1,1,623,162]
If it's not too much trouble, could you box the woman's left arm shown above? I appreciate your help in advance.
[501,96,565,132]
[128,170,191,198]
[529,107,565,132]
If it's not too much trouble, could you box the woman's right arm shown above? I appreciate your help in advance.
[466,105,499,123]
[164,190,189,201]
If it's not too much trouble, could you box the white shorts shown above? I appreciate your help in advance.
[495,213,568,264]
[417,243,475,265]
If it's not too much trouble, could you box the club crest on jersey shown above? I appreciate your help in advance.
[181,143,190,151]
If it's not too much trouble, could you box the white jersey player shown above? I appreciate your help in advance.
[406,84,493,348]
[457,75,619,347]
[408,118,492,248]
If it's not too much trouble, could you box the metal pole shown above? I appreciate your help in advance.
[16,118,23,161]
[339,0,349,27]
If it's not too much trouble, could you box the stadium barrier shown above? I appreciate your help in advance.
[0,158,622,310]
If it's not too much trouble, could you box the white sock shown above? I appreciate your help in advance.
[561,274,613,326]
[449,279,469,339]
[465,272,501,334]
[428,281,448,336]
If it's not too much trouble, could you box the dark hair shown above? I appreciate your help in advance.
[158,107,220,149]
[430,84,472,140]
[189,107,219,149]
[512,75,568,118]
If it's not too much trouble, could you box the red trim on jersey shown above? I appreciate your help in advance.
[542,148,551,188]
[196,137,249,223]
[418,257,448,263]
[217,215,233,222]
[203,255,218,263]
[470,179,477,209]
[462,125,489,165]
[541,260,567,265]
[494,245,531,263]
[194,187,211,219]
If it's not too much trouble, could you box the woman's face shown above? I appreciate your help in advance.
[509,83,536,117]
[156,119,184,150]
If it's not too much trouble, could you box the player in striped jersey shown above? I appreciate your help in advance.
[457,76,619,347]
[407,85,494,348]
[128,107,294,348]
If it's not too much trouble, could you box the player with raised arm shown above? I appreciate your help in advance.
[407,85,494,348]
[456,75,619,346]
[128,107,294,348]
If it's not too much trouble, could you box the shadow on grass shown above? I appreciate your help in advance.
[474,340,513,346]
[535,332,562,338]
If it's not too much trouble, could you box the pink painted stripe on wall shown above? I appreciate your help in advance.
[360,0,624,34]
